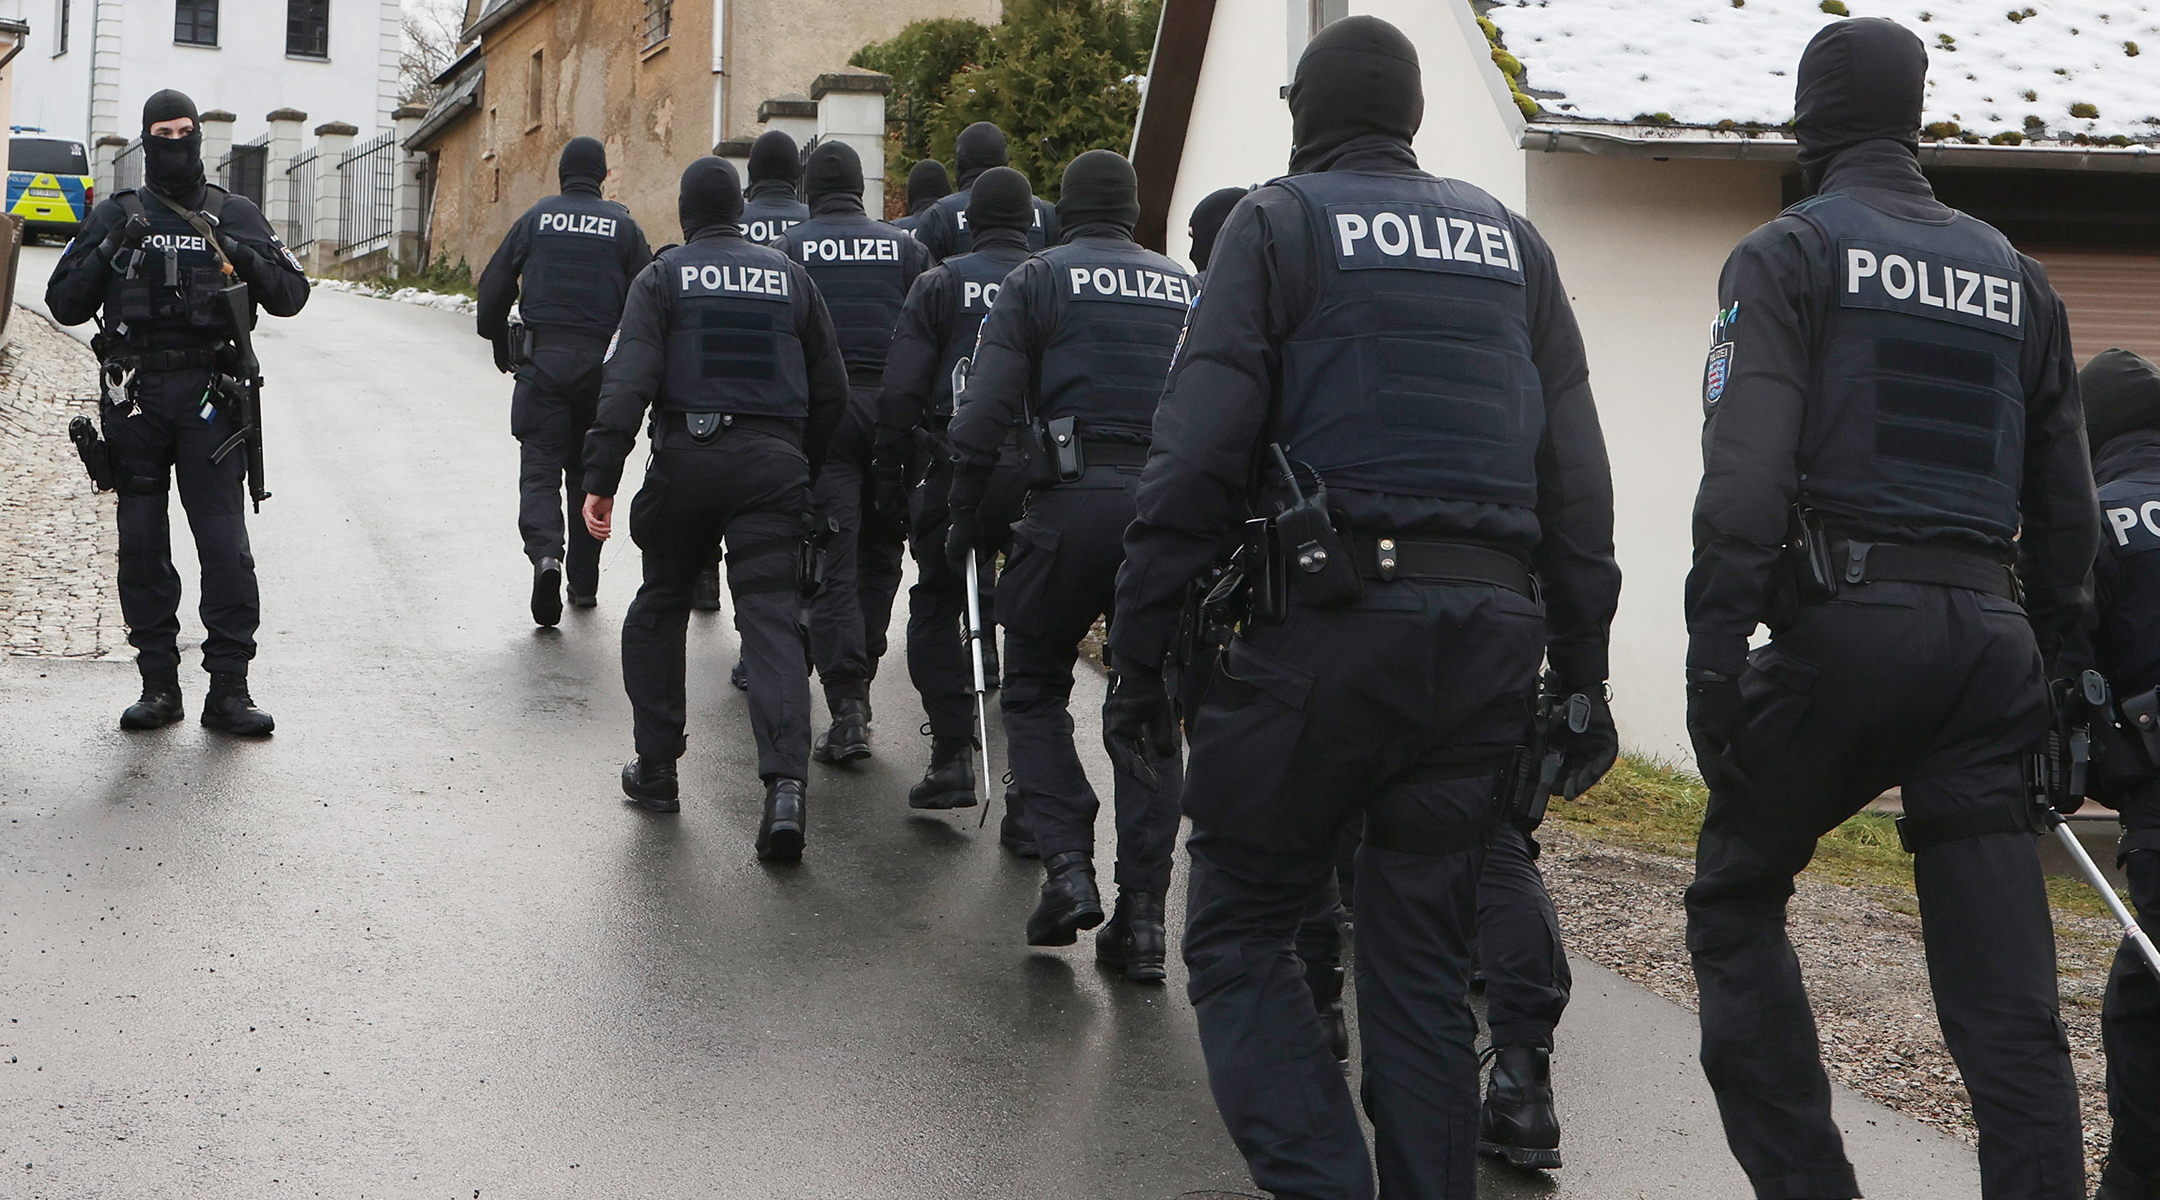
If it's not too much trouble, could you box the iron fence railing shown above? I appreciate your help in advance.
[220,136,268,209]
[284,146,321,251]
[338,131,396,256]
[112,138,143,192]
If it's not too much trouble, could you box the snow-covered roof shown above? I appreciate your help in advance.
[1484,0,2160,144]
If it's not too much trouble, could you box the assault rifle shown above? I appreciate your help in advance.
[208,282,269,511]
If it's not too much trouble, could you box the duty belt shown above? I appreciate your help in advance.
[1081,439,1149,468]
[1834,540,2020,603]
[103,345,223,372]
[654,411,803,450]
[1352,536,1538,599]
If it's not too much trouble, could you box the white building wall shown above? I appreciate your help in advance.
[0,0,398,146]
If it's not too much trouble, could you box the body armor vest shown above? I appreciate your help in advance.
[781,213,912,372]
[517,191,637,334]
[107,187,236,347]
[2100,469,2160,693]
[1276,170,1542,506]
[741,188,808,245]
[929,190,1055,256]
[658,238,808,419]
[1789,192,2028,539]
[932,249,1025,416]
[1033,238,1194,439]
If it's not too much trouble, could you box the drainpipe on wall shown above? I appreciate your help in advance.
[710,0,728,149]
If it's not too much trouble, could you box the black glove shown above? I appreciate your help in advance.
[1104,654,1178,790]
[492,334,513,374]
[100,213,152,260]
[1685,669,1748,792]
[1552,688,1619,800]
[944,504,982,575]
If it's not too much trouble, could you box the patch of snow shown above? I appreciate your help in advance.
[1488,0,2160,140]
[310,277,478,314]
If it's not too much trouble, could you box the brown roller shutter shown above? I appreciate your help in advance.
[2023,246,2160,366]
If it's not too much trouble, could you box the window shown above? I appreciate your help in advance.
[483,105,497,160]
[53,0,67,56]
[1309,0,1346,33]
[286,0,328,58]
[642,0,671,49]
[175,0,218,46]
[9,137,90,175]
[526,48,543,130]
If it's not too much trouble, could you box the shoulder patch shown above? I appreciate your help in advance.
[1703,341,1735,408]
[605,329,620,363]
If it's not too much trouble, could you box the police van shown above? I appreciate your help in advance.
[7,131,94,242]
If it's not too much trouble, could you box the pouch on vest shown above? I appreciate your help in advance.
[1267,446,1360,608]
[1047,416,1084,481]
[1791,507,1840,602]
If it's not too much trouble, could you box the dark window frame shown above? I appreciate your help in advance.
[175,0,219,47]
[286,0,329,59]
[642,0,671,49]
[54,0,68,56]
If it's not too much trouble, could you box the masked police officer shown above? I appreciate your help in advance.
[47,89,309,735]
[581,158,849,862]
[943,150,1192,976]
[1682,20,2093,1200]
[476,137,651,625]
[694,128,811,615]
[873,167,1038,816]
[2073,348,2160,1200]
[776,141,930,766]
[910,122,1059,261]
[893,159,950,234]
[1104,18,1622,1194]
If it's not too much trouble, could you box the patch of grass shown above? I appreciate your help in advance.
[362,254,476,299]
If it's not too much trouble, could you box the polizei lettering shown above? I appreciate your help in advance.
[539,211,619,238]
[743,217,799,243]
[142,232,209,252]
[1064,265,1194,308]
[678,263,792,298]
[954,208,1043,231]
[799,237,901,264]
[1325,202,1524,284]
[1840,240,2025,339]
[961,281,1002,310]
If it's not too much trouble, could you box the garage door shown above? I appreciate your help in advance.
[2026,246,2160,365]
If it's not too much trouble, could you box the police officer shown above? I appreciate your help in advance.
[944,150,1193,975]
[776,141,930,765]
[1183,186,1247,281]
[893,159,950,234]
[910,122,1059,260]
[1103,17,1621,1194]
[694,128,811,614]
[47,89,309,735]
[581,158,849,862]
[2073,348,2160,1200]
[476,137,651,625]
[1681,20,2092,1200]
[874,167,1037,815]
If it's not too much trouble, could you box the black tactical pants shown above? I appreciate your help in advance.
[808,387,905,708]
[1686,582,2080,1200]
[511,335,606,593]
[997,469,1181,893]
[106,367,260,677]
[905,454,976,741]
[619,431,811,782]
[1182,580,1546,1200]
[2103,785,2160,1194]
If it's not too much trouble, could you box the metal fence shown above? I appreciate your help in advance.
[284,146,320,251]
[337,132,396,256]
[221,137,268,209]
[112,138,142,191]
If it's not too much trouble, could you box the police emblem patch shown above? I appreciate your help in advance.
[282,246,304,272]
[1703,341,1734,407]
[604,329,620,363]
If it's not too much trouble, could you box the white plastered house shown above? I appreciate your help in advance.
[1131,0,2160,757]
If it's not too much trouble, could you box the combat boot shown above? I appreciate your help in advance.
[2097,1156,2160,1200]
[757,777,807,862]
[1479,1045,1562,1170]
[907,736,977,809]
[1026,851,1105,946]
[199,673,274,736]
[531,557,564,627]
[1306,960,1350,1068]
[813,698,870,764]
[999,783,1038,858]
[691,562,723,612]
[120,668,185,730]
[729,656,749,691]
[1095,890,1167,982]
[620,757,679,813]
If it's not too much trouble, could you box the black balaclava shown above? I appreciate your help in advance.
[1056,150,1140,236]
[748,129,803,188]
[1288,16,1422,174]
[952,122,1009,187]
[2082,348,2160,455]
[906,159,951,215]
[1794,18,1928,192]
[803,141,865,211]
[1187,186,1248,270]
[678,156,744,240]
[558,136,606,195]
[965,166,1034,234]
[141,88,205,200]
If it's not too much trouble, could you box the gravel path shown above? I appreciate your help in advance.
[1538,823,2121,1180]
[0,305,123,659]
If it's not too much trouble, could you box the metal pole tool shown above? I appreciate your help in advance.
[2047,811,2160,976]
[965,548,996,828]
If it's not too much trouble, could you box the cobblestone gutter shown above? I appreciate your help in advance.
[0,305,124,659]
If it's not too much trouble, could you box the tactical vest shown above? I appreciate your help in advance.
[658,238,808,419]
[2100,471,2160,693]
[1789,193,2028,539]
[782,214,911,372]
[517,191,637,333]
[930,190,1054,256]
[1276,170,1543,506]
[741,191,809,245]
[931,249,1024,416]
[106,187,238,346]
[1034,238,1194,438]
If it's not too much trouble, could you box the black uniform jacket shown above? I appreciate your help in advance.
[581,225,850,497]
[475,184,652,341]
[1104,140,1621,689]
[1684,142,2094,679]
[877,227,1033,437]
[48,184,309,337]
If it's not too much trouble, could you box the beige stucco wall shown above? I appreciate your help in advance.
[717,0,1000,145]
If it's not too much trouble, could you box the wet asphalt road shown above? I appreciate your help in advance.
[1,276,1985,1197]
